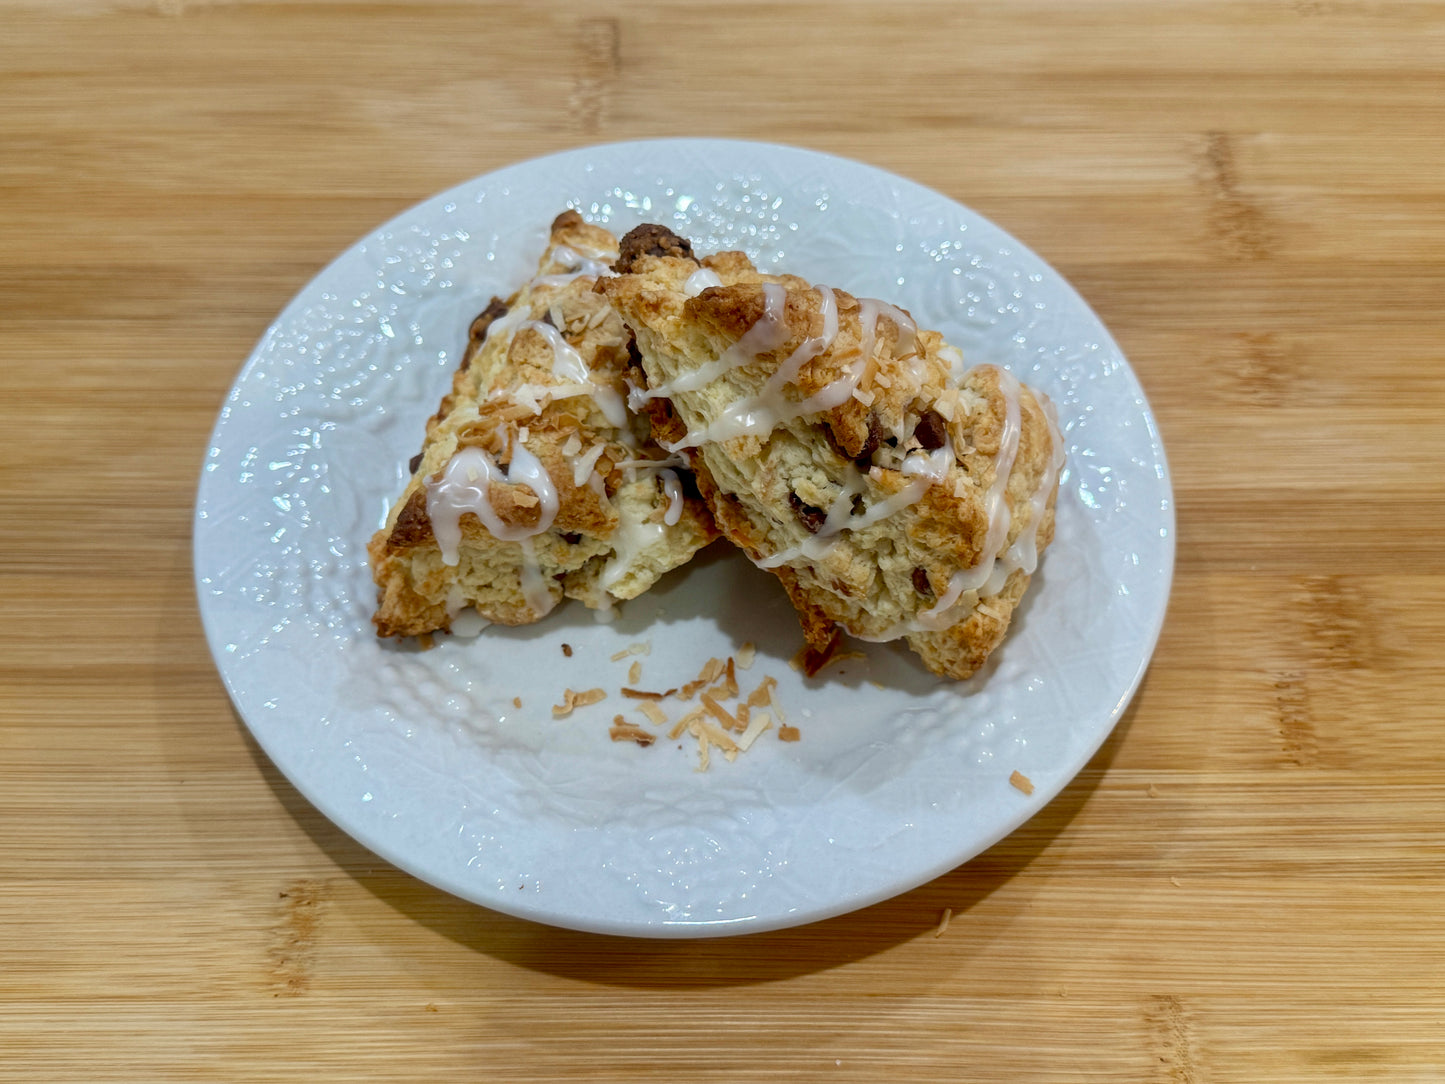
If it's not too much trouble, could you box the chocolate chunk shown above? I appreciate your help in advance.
[914,409,948,451]
[613,224,696,273]
[854,412,886,466]
[561,532,582,544]
[407,451,424,475]
[788,492,827,534]
[912,567,934,595]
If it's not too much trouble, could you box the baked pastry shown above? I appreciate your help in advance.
[368,212,717,637]
[599,226,1065,679]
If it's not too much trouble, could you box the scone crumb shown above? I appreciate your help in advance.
[1009,770,1035,796]
[512,697,522,709]
[552,687,606,718]
[609,717,655,746]
[778,725,802,742]
[638,700,668,727]
[933,907,953,938]
[561,643,573,658]
[735,642,756,670]
[628,660,643,684]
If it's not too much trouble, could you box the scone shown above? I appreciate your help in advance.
[599,225,1065,679]
[368,212,717,637]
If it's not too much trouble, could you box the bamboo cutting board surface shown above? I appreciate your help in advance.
[3,2,1444,1080]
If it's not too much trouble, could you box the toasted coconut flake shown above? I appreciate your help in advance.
[628,660,642,685]
[933,907,953,938]
[639,701,668,727]
[744,675,778,711]
[561,433,582,457]
[700,692,741,733]
[573,442,607,487]
[610,641,651,662]
[778,725,801,742]
[621,687,674,700]
[670,707,706,741]
[936,387,959,422]
[736,710,772,752]
[551,687,606,718]
[1009,770,1035,796]
[609,717,655,746]
[735,642,756,670]
[852,387,875,406]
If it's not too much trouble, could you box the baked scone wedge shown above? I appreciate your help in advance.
[599,225,1065,680]
[368,212,717,637]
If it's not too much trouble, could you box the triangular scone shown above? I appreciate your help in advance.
[599,225,1065,680]
[368,212,717,637]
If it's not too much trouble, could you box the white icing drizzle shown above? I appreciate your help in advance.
[531,244,616,289]
[896,366,1024,635]
[513,320,630,430]
[527,319,589,383]
[683,267,724,297]
[660,469,684,526]
[638,282,792,404]
[997,391,1065,578]
[599,507,666,593]
[517,536,556,617]
[425,440,559,564]
[611,453,688,471]
[661,285,847,451]
[755,444,951,570]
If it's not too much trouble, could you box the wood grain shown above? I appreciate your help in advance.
[4,1,1445,1080]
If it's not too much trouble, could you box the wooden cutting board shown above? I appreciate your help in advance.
[3,1,1444,1080]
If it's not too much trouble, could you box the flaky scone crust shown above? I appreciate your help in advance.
[599,231,1061,680]
[368,212,717,637]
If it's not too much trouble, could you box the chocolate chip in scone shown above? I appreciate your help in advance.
[613,224,695,273]
[788,492,827,534]
[854,412,886,466]
[467,297,509,348]
[408,451,424,475]
[914,409,948,451]
[561,532,582,544]
[912,566,934,595]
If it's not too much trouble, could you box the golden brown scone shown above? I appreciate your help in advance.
[368,212,718,637]
[599,226,1065,680]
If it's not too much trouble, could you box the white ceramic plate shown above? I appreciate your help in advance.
[195,139,1172,937]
